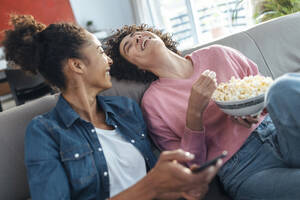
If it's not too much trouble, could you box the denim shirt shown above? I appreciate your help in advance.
[25,95,157,200]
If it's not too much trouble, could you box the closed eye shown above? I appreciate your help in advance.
[123,32,135,55]
[97,46,104,54]
[126,43,133,54]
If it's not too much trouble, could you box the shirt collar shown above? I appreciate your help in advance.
[55,95,115,128]
[96,95,114,115]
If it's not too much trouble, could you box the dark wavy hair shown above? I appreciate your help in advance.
[2,14,88,90]
[105,24,180,83]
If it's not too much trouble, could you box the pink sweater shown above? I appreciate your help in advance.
[142,45,265,165]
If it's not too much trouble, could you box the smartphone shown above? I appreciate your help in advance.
[192,151,227,173]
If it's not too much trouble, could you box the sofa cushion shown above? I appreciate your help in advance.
[0,95,58,199]
[100,77,149,104]
[246,12,300,78]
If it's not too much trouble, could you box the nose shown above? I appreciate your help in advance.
[107,55,113,65]
[134,34,142,39]
[134,34,142,44]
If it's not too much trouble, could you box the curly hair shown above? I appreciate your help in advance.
[2,14,88,90]
[105,24,180,83]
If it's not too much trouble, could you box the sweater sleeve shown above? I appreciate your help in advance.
[142,99,207,166]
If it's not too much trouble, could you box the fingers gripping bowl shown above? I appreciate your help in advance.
[212,75,274,117]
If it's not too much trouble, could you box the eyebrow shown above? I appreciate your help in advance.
[123,32,135,55]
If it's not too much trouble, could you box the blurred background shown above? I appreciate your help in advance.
[0,0,299,111]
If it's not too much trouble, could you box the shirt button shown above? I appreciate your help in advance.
[114,125,118,128]
[141,134,145,137]
[74,153,80,158]
[145,157,149,161]
[98,147,102,152]
[91,129,95,133]
[104,171,108,176]
[131,139,135,143]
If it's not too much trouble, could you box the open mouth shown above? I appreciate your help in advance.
[105,68,110,77]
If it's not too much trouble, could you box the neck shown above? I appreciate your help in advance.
[147,49,193,79]
[63,79,101,124]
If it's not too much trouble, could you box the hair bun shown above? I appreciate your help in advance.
[2,14,46,74]
[10,14,46,33]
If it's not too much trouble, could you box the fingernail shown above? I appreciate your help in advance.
[208,166,214,172]
[185,152,195,159]
[217,159,223,166]
[203,70,210,75]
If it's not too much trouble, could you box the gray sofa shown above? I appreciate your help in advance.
[1,12,300,200]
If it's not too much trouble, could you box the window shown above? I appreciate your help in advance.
[148,0,253,50]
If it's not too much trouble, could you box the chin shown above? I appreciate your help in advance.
[97,81,112,94]
[149,43,164,54]
[105,81,113,90]
[107,82,113,89]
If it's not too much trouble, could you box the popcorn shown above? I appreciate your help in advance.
[213,75,273,101]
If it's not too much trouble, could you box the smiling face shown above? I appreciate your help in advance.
[119,31,165,69]
[79,31,113,92]
[104,24,180,83]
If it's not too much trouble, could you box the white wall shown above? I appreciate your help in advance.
[0,1,136,70]
[0,47,7,71]
[70,0,135,33]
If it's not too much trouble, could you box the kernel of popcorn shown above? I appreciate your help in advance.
[212,75,274,101]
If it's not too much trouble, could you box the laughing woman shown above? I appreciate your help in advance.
[2,15,221,200]
[105,24,300,200]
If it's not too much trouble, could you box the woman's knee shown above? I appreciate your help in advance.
[266,73,300,108]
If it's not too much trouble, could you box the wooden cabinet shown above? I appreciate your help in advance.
[0,81,10,96]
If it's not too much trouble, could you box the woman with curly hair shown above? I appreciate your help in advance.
[105,24,300,199]
[2,15,222,200]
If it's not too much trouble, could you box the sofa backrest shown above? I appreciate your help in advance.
[1,12,300,199]
[0,95,58,199]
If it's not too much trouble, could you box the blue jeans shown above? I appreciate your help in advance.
[218,73,300,200]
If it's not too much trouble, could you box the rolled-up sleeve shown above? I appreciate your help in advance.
[181,127,206,165]
[144,108,207,166]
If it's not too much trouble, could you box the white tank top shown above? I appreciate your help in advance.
[95,128,147,197]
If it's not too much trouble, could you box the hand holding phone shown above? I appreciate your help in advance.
[192,150,227,173]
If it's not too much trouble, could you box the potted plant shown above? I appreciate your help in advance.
[86,20,96,32]
[233,0,300,23]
